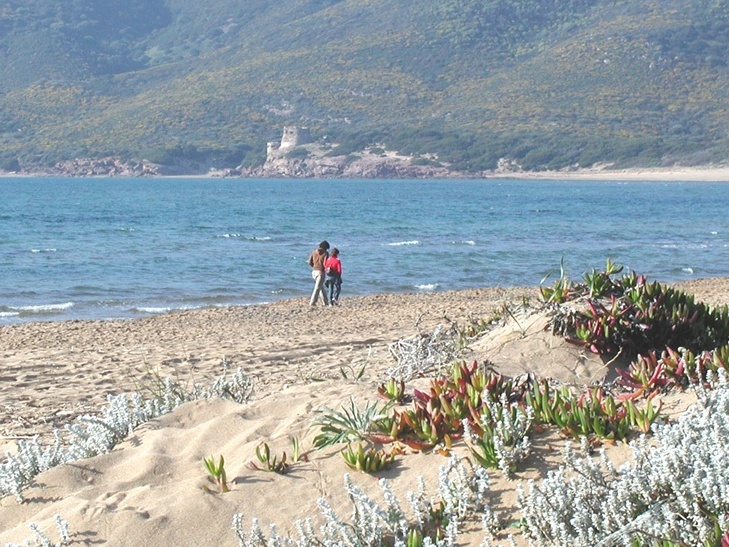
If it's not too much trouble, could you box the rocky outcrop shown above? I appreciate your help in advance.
[240,150,465,179]
[48,157,161,177]
[9,147,475,179]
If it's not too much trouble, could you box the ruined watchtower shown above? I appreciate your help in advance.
[267,126,314,160]
[279,126,312,149]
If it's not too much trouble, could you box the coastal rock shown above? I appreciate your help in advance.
[245,149,461,179]
[48,157,160,177]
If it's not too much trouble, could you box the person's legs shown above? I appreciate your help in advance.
[320,273,329,305]
[328,276,336,304]
[333,276,341,303]
[310,270,328,305]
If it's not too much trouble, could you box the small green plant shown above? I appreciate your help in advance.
[312,397,389,448]
[290,436,306,463]
[406,528,424,547]
[340,362,367,381]
[539,256,574,304]
[203,454,230,492]
[340,442,399,473]
[525,381,663,442]
[584,258,622,298]
[247,442,289,474]
[501,302,527,336]
[624,394,662,434]
[377,377,407,403]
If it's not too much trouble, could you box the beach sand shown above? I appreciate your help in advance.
[1,278,728,545]
[497,165,729,181]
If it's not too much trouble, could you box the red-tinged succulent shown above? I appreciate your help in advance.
[377,377,408,404]
[617,350,688,399]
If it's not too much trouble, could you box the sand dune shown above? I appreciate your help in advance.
[1,278,727,545]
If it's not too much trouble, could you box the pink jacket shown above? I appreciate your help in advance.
[324,256,342,276]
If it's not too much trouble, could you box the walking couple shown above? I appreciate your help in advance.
[307,240,342,306]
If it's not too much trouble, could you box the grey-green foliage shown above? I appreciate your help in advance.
[3,514,70,547]
[464,393,534,478]
[232,455,497,546]
[0,366,252,502]
[517,370,729,546]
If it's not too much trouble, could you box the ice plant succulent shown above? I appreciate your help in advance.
[203,454,230,493]
[377,377,408,404]
[340,442,398,473]
[247,442,289,474]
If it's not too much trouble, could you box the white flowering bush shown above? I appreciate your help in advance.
[233,455,497,546]
[517,371,729,546]
[0,366,252,502]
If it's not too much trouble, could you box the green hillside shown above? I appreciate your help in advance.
[1,0,728,173]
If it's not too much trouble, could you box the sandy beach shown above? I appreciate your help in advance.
[497,165,729,181]
[1,278,728,545]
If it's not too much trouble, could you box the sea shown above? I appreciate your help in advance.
[1,177,728,324]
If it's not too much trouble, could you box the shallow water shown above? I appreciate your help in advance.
[1,177,727,323]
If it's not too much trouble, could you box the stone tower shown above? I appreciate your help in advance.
[280,126,312,149]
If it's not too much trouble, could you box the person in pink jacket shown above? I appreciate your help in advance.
[323,248,343,306]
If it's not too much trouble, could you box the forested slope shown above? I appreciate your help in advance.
[0,0,728,173]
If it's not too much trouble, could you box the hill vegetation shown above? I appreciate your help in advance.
[1,0,728,174]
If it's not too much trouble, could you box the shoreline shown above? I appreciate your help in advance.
[3,164,729,181]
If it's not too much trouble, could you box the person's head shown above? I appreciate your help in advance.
[331,248,339,257]
[319,240,330,251]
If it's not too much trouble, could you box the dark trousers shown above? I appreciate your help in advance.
[326,274,341,303]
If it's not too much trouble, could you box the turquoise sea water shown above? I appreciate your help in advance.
[1,177,728,324]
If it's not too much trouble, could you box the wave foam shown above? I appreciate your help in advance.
[10,302,74,313]
[415,283,439,291]
[387,240,419,246]
[135,307,171,314]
